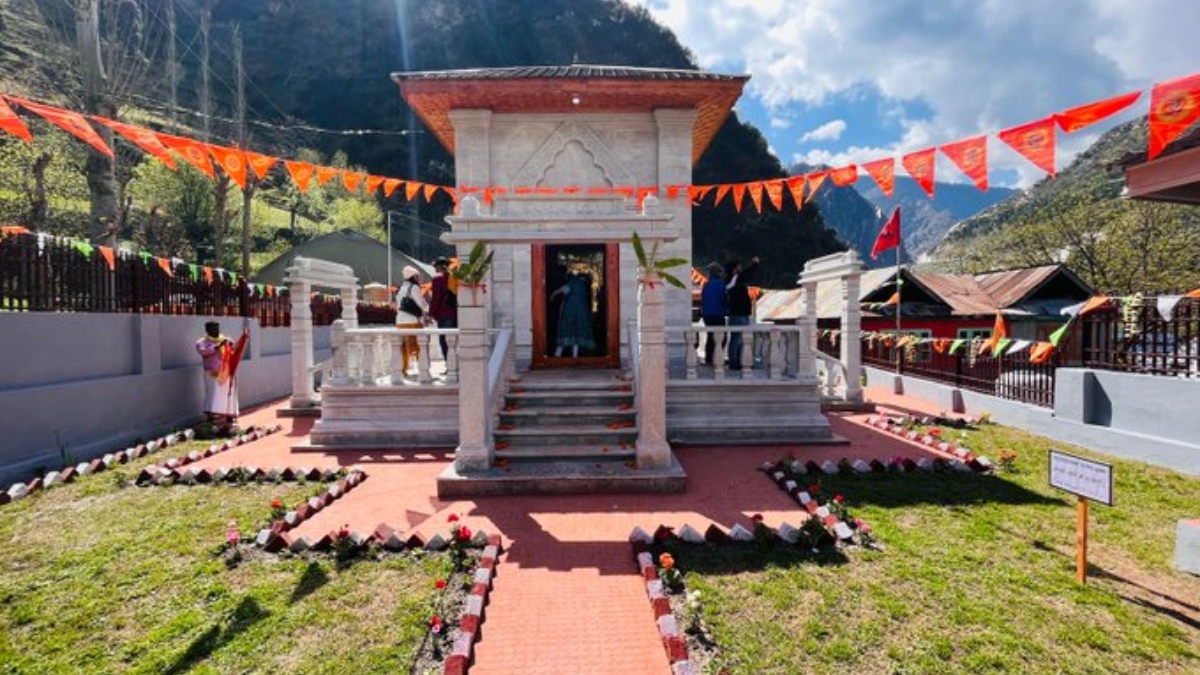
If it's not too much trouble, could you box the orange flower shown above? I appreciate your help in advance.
[659,553,675,570]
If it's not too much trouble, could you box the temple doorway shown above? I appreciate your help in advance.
[531,242,620,368]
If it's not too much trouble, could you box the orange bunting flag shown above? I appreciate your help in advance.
[764,180,784,211]
[1185,287,1200,299]
[747,182,764,214]
[998,118,1057,177]
[830,165,858,187]
[883,292,900,307]
[1055,90,1141,133]
[1148,72,1200,160]
[0,96,32,142]
[92,116,176,169]
[203,266,214,284]
[806,170,829,198]
[13,97,112,157]
[157,257,174,277]
[984,313,1010,355]
[342,171,366,192]
[535,186,557,196]
[666,185,684,200]
[732,183,747,212]
[207,144,248,189]
[786,176,806,209]
[422,183,439,202]
[405,181,421,201]
[862,158,895,198]
[97,245,115,271]
[939,135,988,192]
[365,175,385,195]
[157,133,215,178]
[1077,295,1111,316]
[482,187,495,205]
[561,186,581,195]
[714,184,731,206]
[932,338,952,354]
[315,166,339,187]
[1029,342,1056,365]
[901,148,937,198]
[443,187,456,203]
[690,185,714,205]
[382,178,402,197]
[285,160,315,192]
[244,151,278,180]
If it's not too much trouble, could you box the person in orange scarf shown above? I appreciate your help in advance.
[196,321,248,433]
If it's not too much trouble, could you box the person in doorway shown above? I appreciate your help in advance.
[195,321,248,434]
[427,256,458,361]
[725,256,760,370]
[550,266,595,359]
[700,263,728,366]
[395,265,429,375]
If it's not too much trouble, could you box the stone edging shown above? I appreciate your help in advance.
[132,425,284,485]
[864,414,994,471]
[442,534,503,675]
[631,538,695,674]
[253,469,370,552]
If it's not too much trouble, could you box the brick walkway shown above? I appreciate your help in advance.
[188,388,950,675]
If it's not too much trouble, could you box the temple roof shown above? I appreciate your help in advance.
[392,65,749,163]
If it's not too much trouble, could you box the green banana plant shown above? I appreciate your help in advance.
[632,232,688,290]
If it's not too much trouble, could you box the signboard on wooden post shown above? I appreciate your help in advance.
[1048,450,1114,584]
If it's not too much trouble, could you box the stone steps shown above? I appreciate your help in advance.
[504,390,633,407]
[498,406,635,428]
[495,444,636,462]
[495,424,638,447]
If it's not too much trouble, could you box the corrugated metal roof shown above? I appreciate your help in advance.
[974,264,1061,308]
[392,64,747,83]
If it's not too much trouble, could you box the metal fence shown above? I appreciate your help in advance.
[1081,297,1199,378]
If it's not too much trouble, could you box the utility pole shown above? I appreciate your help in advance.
[166,0,178,126]
[234,24,252,281]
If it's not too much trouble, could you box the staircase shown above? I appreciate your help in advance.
[436,368,687,497]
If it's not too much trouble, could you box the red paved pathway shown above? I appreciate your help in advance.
[187,387,952,674]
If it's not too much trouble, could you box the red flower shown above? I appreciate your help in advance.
[337,524,350,539]
[457,526,472,542]
[270,498,283,509]
[808,484,820,494]
[751,513,764,522]
[834,494,844,503]
[448,514,459,523]
[929,428,942,436]
[435,579,446,590]
[430,614,443,633]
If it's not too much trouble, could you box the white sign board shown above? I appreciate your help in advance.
[1049,451,1113,506]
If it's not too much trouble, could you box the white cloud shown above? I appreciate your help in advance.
[769,116,793,130]
[629,0,1200,186]
[799,120,847,143]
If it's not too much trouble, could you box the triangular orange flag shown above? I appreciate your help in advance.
[1055,90,1141,133]
[405,181,422,201]
[786,176,806,209]
[984,313,1009,355]
[747,182,764,214]
[423,183,439,202]
[482,187,494,205]
[12,97,112,157]
[901,148,937,198]
[285,160,315,192]
[342,171,365,192]
[92,117,176,169]
[862,158,895,198]
[1077,295,1111,316]
[806,170,830,198]
[1029,342,1056,365]
[0,96,32,142]
[561,186,581,195]
[714,184,731,206]
[830,165,858,187]
[97,245,115,271]
[940,135,988,192]
[1185,287,1200,299]
[157,257,174,277]
[315,166,339,187]
[207,144,248,189]
[764,180,784,211]
[382,178,402,197]
[932,338,951,354]
[244,151,278,180]
[666,185,683,200]
[203,266,214,284]
[1148,72,1200,160]
[157,133,215,178]
[998,118,1056,177]
[732,183,747,212]
[365,175,385,195]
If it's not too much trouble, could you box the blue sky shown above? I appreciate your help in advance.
[629,0,1200,188]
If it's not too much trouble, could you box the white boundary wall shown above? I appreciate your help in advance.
[0,313,330,483]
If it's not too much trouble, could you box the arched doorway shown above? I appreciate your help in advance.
[531,242,620,368]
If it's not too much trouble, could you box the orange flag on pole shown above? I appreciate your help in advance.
[92,116,176,169]
[207,144,248,189]
[157,133,215,178]
[870,206,901,260]
[901,148,937,198]
[285,160,315,192]
[862,157,895,198]
[939,135,988,192]
[998,117,1056,177]
[0,96,32,142]
[830,165,858,187]
[1055,90,1141,133]
[1148,72,1200,160]
[13,97,112,157]
[244,151,278,180]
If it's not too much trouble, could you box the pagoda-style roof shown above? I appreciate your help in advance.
[392,65,749,163]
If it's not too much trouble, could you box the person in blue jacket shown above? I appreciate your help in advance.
[700,263,728,366]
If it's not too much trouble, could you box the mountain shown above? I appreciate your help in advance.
[857,178,1016,259]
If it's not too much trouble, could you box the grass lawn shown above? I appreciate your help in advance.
[0,442,451,675]
[668,422,1200,675]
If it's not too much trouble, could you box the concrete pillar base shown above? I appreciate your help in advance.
[1176,519,1200,576]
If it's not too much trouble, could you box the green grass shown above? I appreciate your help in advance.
[0,442,451,675]
[667,423,1200,675]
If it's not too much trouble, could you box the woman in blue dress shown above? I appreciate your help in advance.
[551,270,595,358]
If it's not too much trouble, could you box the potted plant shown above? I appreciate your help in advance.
[450,241,494,303]
[631,232,687,290]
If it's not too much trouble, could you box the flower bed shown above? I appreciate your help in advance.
[863,413,995,472]
[131,424,284,485]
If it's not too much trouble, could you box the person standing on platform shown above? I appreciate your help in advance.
[700,263,728,366]
[427,256,458,361]
[395,265,429,376]
[725,256,759,370]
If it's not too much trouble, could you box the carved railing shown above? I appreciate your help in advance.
[486,326,517,425]
[670,323,816,382]
[327,324,460,387]
[814,351,850,399]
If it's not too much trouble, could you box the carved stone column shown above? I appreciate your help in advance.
[455,282,492,471]
[288,279,315,408]
[636,272,671,469]
[841,255,863,403]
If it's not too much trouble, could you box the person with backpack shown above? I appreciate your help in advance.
[725,256,759,370]
[395,265,429,376]
[427,256,458,361]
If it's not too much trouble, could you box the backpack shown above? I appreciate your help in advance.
[399,284,424,318]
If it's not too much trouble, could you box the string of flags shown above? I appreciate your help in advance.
[1,71,1198,214]
[0,226,282,298]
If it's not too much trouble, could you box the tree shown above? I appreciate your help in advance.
[0,130,91,234]
[128,159,218,262]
